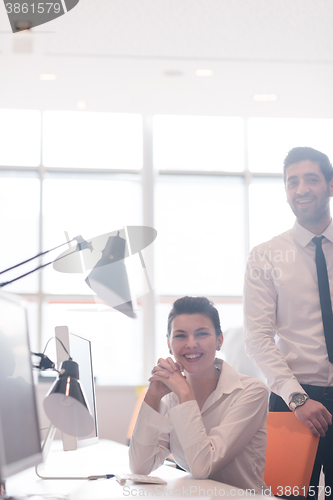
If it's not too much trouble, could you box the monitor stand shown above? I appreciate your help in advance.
[36,424,92,481]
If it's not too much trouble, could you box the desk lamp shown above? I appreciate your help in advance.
[32,339,96,480]
[32,339,94,437]
[85,231,136,318]
[0,232,136,318]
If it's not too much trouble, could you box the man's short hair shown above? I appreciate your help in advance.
[167,296,222,338]
[283,147,333,184]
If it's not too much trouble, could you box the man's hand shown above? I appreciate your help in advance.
[294,398,332,437]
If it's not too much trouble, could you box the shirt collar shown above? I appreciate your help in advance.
[323,220,333,243]
[215,359,244,396]
[200,359,244,413]
[293,219,333,247]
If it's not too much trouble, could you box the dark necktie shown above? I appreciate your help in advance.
[313,236,333,363]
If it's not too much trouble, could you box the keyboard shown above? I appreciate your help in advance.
[115,473,167,486]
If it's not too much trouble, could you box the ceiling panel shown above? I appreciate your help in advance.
[0,0,330,61]
[0,0,333,115]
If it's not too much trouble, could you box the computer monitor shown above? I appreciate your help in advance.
[55,326,98,451]
[0,291,43,486]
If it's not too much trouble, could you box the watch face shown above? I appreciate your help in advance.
[294,394,307,404]
[291,393,308,408]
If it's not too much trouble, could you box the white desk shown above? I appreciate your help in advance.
[5,440,267,499]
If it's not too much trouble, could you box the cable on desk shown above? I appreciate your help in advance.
[35,466,114,481]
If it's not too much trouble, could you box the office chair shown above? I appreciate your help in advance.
[127,386,148,445]
[264,412,319,497]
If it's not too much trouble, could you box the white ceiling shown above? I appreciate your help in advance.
[0,0,333,116]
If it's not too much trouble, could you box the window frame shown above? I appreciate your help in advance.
[0,112,286,385]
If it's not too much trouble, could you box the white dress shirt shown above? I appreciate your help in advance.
[129,360,269,494]
[244,220,333,406]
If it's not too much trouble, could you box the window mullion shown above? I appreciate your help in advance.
[142,115,156,382]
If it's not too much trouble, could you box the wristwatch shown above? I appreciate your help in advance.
[289,393,309,411]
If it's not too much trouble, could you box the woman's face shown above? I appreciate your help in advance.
[168,313,222,375]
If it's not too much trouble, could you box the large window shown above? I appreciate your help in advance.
[155,175,245,296]
[153,115,244,171]
[1,110,330,385]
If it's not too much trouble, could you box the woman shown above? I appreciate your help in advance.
[129,296,269,493]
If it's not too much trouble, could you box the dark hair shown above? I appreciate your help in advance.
[283,147,333,184]
[167,296,222,338]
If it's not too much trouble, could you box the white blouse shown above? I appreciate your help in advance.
[129,360,269,494]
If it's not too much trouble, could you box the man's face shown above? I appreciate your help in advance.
[285,160,333,227]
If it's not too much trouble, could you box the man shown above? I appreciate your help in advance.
[244,147,333,498]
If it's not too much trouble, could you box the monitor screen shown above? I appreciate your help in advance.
[55,326,98,449]
[0,292,42,481]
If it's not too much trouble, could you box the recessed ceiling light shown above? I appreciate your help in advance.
[76,100,87,110]
[253,94,278,102]
[164,70,183,77]
[39,74,57,81]
[195,69,214,77]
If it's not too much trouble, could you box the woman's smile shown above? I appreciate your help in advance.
[168,313,222,375]
[183,352,204,362]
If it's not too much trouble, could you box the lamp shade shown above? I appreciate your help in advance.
[43,360,94,438]
[85,233,136,318]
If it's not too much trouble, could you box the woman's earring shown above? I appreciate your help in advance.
[216,346,221,351]
[169,348,172,354]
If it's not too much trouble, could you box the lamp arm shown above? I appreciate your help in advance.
[0,235,92,288]
[31,352,57,371]
[0,237,77,276]
[0,246,78,288]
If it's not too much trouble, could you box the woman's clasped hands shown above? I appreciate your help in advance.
[147,357,194,405]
